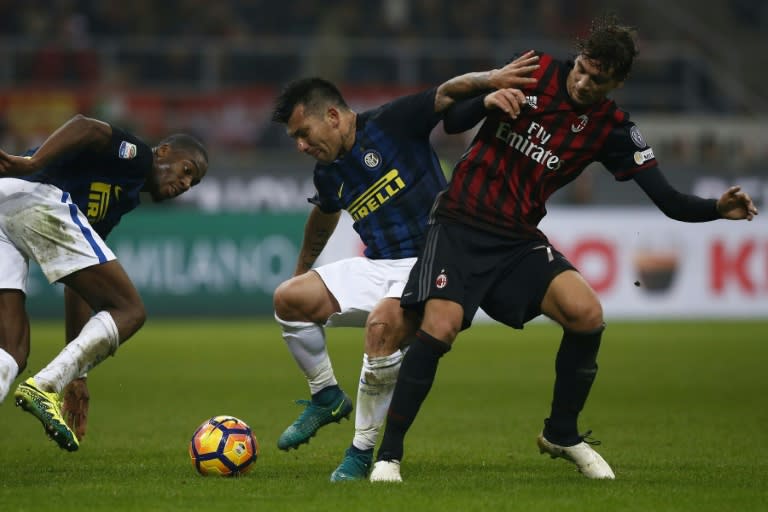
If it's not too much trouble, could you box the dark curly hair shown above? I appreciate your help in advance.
[576,14,638,82]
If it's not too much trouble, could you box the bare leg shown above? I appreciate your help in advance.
[33,260,146,394]
[0,289,29,402]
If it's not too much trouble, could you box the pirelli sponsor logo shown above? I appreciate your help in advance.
[348,169,406,221]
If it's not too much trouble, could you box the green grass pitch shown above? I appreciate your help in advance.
[1,319,766,511]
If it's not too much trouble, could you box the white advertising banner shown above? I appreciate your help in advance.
[317,208,767,320]
[541,208,766,319]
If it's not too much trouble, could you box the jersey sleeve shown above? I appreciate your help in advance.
[105,125,154,176]
[372,88,442,137]
[443,95,489,134]
[307,165,343,214]
[598,121,658,182]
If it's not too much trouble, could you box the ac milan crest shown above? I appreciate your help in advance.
[571,114,588,133]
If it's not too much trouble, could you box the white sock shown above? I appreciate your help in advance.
[35,311,119,393]
[0,348,20,404]
[276,314,337,395]
[352,350,403,451]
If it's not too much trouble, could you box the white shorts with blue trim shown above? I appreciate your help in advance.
[313,256,416,328]
[0,178,116,292]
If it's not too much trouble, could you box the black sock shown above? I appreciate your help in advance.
[545,324,604,446]
[376,330,450,462]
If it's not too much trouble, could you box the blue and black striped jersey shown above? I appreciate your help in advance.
[310,88,448,259]
[21,126,152,239]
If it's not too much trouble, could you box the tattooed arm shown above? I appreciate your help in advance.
[433,50,538,113]
[294,206,341,275]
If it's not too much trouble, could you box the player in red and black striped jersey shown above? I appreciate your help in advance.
[371,15,758,482]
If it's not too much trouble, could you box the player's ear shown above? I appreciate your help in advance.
[326,106,340,127]
[154,143,172,158]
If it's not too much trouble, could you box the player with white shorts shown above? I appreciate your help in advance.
[0,178,116,293]
[315,257,415,328]
[0,114,208,452]
[274,254,418,464]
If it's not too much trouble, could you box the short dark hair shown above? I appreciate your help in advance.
[576,14,638,82]
[158,133,208,163]
[271,77,349,124]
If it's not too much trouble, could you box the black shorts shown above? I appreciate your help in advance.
[401,221,576,330]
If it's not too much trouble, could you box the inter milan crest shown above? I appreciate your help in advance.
[362,150,382,170]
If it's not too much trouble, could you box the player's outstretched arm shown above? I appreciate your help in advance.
[434,50,539,113]
[0,115,112,177]
[717,186,758,220]
[0,148,38,176]
[443,86,531,134]
[635,167,758,223]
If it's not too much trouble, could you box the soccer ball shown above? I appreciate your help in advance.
[189,415,259,476]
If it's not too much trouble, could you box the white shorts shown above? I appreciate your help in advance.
[0,178,116,292]
[314,256,416,328]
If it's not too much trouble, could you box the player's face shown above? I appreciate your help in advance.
[147,146,207,202]
[285,104,344,164]
[566,55,624,106]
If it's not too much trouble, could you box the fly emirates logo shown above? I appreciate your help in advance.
[495,121,563,170]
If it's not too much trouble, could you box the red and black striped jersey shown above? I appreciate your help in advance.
[435,52,658,240]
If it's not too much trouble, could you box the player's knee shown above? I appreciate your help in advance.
[273,278,302,320]
[273,277,333,323]
[365,320,401,354]
[561,300,603,332]
[421,315,461,344]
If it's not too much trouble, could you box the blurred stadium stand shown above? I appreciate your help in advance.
[1,0,766,210]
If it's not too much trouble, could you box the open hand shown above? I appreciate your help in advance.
[62,377,90,439]
[489,50,539,90]
[717,186,759,220]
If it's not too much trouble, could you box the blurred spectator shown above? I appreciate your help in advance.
[19,2,99,84]
[0,0,765,175]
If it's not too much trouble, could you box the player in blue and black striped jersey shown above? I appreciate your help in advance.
[270,55,540,481]
[372,15,758,483]
[0,114,207,450]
